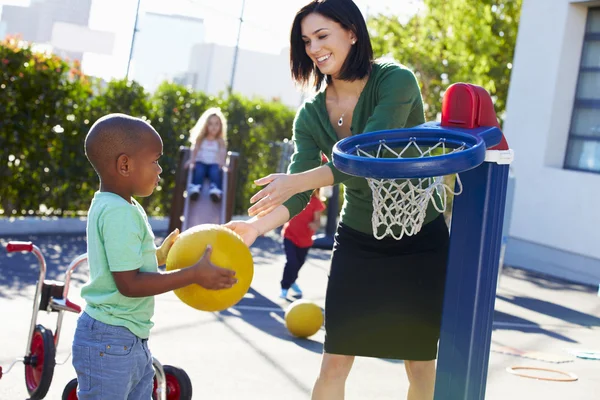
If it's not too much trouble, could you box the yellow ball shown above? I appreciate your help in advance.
[284,300,324,338]
[166,224,253,312]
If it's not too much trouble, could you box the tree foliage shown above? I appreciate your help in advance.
[0,37,294,217]
[368,0,522,123]
[1,1,523,218]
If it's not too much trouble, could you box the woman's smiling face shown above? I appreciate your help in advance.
[300,12,356,79]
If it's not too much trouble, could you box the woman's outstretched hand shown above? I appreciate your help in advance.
[248,173,301,217]
[224,220,260,247]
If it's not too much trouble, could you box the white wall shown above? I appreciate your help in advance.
[503,0,600,283]
[131,12,205,92]
[189,43,305,109]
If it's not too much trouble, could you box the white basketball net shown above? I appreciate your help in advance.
[356,138,465,240]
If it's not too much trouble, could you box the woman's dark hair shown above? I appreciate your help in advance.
[290,0,373,90]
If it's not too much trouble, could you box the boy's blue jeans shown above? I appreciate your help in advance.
[72,312,154,400]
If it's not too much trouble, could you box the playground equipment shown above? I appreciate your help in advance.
[332,83,513,400]
[169,148,239,233]
[284,300,324,338]
[0,242,85,399]
[1,243,192,400]
[60,358,192,400]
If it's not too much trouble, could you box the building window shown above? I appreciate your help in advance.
[565,7,600,173]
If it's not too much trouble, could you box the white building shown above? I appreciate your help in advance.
[503,1,600,286]
[188,43,305,108]
[130,12,205,92]
[0,0,92,60]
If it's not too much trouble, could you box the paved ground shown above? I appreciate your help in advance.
[0,231,599,399]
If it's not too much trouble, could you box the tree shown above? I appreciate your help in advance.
[368,0,522,124]
[0,37,296,217]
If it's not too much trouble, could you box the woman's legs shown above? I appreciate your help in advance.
[312,355,435,400]
[311,353,355,400]
[404,360,436,400]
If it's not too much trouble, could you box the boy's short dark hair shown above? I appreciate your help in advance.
[290,0,373,90]
[85,114,156,176]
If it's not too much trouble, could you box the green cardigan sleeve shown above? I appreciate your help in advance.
[283,108,321,218]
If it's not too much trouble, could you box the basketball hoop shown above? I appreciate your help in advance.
[332,123,507,240]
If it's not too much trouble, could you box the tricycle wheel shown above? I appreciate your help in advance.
[61,378,79,400]
[25,324,56,399]
[153,365,192,400]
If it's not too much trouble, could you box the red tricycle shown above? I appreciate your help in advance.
[1,241,192,400]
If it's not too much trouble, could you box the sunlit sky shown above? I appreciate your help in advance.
[0,0,422,80]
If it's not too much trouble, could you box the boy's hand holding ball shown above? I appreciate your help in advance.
[156,228,180,266]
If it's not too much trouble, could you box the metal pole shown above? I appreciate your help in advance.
[126,0,142,79]
[229,0,246,92]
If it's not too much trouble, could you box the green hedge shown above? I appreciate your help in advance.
[0,37,295,217]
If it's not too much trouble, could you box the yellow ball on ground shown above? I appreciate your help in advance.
[165,224,253,312]
[284,299,324,338]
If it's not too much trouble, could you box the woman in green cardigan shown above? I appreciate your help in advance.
[226,1,449,399]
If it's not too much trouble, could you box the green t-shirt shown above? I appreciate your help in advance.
[283,61,441,235]
[82,191,158,339]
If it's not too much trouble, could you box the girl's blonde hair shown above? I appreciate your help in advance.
[189,107,228,149]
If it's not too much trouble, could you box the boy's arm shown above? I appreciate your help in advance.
[113,246,236,297]
[103,208,236,298]
[114,263,200,297]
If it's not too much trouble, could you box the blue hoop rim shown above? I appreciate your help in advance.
[332,127,490,179]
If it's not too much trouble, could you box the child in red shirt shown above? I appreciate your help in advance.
[280,189,326,299]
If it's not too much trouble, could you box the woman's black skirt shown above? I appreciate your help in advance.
[323,214,449,360]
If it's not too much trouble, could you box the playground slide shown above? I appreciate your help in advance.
[167,149,239,234]
[181,167,228,231]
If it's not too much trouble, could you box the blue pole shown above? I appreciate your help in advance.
[434,162,510,400]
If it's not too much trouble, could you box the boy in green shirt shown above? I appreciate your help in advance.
[72,113,237,399]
